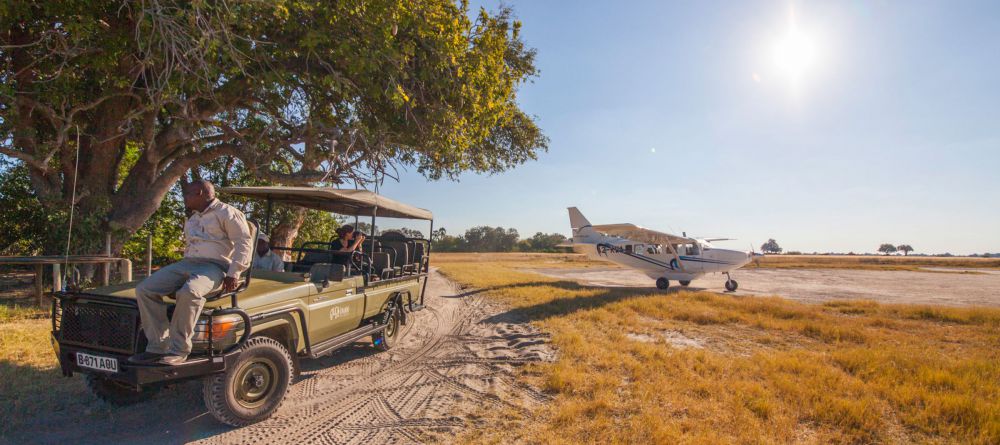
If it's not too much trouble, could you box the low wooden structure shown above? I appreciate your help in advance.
[0,256,132,305]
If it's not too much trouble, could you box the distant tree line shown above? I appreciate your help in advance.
[879,243,914,256]
[431,227,567,253]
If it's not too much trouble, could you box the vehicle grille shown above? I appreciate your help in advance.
[59,300,139,354]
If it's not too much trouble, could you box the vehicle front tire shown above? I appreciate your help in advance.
[725,280,739,292]
[372,304,401,351]
[202,336,293,427]
[679,280,691,286]
[86,374,159,406]
[656,278,670,290]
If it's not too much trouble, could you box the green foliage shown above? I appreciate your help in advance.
[2,0,547,256]
[0,164,48,255]
[120,187,186,266]
[295,210,343,247]
[897,244,914,256]
[878,243,898,255]
[761,239,783,254]
[517,232,568,253]
[431,226,567,252]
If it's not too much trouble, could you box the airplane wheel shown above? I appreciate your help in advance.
[679,280,691,286]
[725,280,738,292]
[656,278,670,290]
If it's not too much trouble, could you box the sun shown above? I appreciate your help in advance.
[773,27,817,81]
[770,6,820,87]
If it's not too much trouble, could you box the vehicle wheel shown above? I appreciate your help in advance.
[725,280,738,292]
[202,336,293,427]
[656,278,670,290]
[372,304,401,351]
[86,374,159,406]
[679,280,691,286]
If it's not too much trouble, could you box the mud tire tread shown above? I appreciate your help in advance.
[202,336,294,427]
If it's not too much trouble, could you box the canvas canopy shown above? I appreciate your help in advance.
[218,187,433,220]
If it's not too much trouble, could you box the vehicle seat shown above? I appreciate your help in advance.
[412,242,426,273]
[308,263,345,283]
[372,252,394,279]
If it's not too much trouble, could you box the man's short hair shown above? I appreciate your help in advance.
[184,179,215,197]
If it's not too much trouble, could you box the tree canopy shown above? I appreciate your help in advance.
[896,244,914,256]
[878,243,897,255]
[761,239,782,254]
[431,226,566,252]
[1,0,546,255]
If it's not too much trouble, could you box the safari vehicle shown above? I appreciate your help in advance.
[50,187,433,426]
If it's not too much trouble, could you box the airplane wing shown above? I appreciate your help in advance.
[591,223,695,245]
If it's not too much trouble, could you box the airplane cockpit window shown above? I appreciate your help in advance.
[689,243,701,255]
[647,246,656,254]
[625,244,634,253]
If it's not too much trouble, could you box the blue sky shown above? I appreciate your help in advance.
[379,0,1000,255]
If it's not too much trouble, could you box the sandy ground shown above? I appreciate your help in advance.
[526,266,1000,307]
[3,270,553,445]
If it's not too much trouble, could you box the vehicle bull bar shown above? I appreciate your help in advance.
[51,291,255,385]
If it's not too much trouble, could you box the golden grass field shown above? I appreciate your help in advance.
[2,254,999,441]
[434,253,1000,444]
[752,254,1000,271]
[0,300,107,436]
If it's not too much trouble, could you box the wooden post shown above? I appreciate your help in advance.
[146,233,153,278]
[102,233,111,286]
[34,264,44,306]
[120,259,132,282]
[52,263,62,294]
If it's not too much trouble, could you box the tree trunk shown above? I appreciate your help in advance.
[270,208,307,259]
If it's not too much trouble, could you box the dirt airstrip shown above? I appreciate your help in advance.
[3,271,553,445]
[526,266,1000,307]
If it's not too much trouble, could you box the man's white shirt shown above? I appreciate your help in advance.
[183,199,253,278]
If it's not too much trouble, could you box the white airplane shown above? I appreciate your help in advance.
[565,207,759,291]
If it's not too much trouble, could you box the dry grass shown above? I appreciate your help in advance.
[753,255,1000,271]
[435,254,1000,444]
[0,292,112,436]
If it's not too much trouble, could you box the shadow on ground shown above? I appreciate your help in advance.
[1,340,384,445]
[470,279,704,325]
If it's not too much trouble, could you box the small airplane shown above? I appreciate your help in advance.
[564,207,760,291]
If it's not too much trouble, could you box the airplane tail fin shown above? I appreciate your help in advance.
[567,207,597,239]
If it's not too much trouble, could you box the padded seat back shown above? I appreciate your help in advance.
[382,241,409,268]
[308,263,345,283]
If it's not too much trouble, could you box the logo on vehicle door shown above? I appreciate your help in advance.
[329,306,350,320]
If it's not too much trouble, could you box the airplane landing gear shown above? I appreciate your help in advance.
[724,272,738,292]
[656,278,670,290]
[679,280,691,286]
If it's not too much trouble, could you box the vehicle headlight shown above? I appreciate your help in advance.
[192,314,244,342]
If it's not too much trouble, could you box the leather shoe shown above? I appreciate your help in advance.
[156,354,188,366]
[128,351,165,364]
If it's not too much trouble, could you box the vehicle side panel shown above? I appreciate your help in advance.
[308,279,365,343]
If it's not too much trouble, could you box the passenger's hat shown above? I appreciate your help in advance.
[257,232,270,242]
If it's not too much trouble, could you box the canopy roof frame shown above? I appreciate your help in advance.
[218,186,433,221]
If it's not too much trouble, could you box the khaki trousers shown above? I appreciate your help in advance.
[135,258,225,355]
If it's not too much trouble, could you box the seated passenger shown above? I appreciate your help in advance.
[332,225,366,252]
[252,233,285,272]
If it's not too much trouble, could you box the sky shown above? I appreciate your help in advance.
[377,0,1000,255]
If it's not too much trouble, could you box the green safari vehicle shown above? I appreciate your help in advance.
[50,187,433,426]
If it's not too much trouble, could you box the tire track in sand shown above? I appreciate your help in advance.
[197,269,553,444]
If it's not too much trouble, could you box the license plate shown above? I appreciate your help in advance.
[76,352,119,373]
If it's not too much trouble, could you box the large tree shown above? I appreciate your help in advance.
[1,0,546,254]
